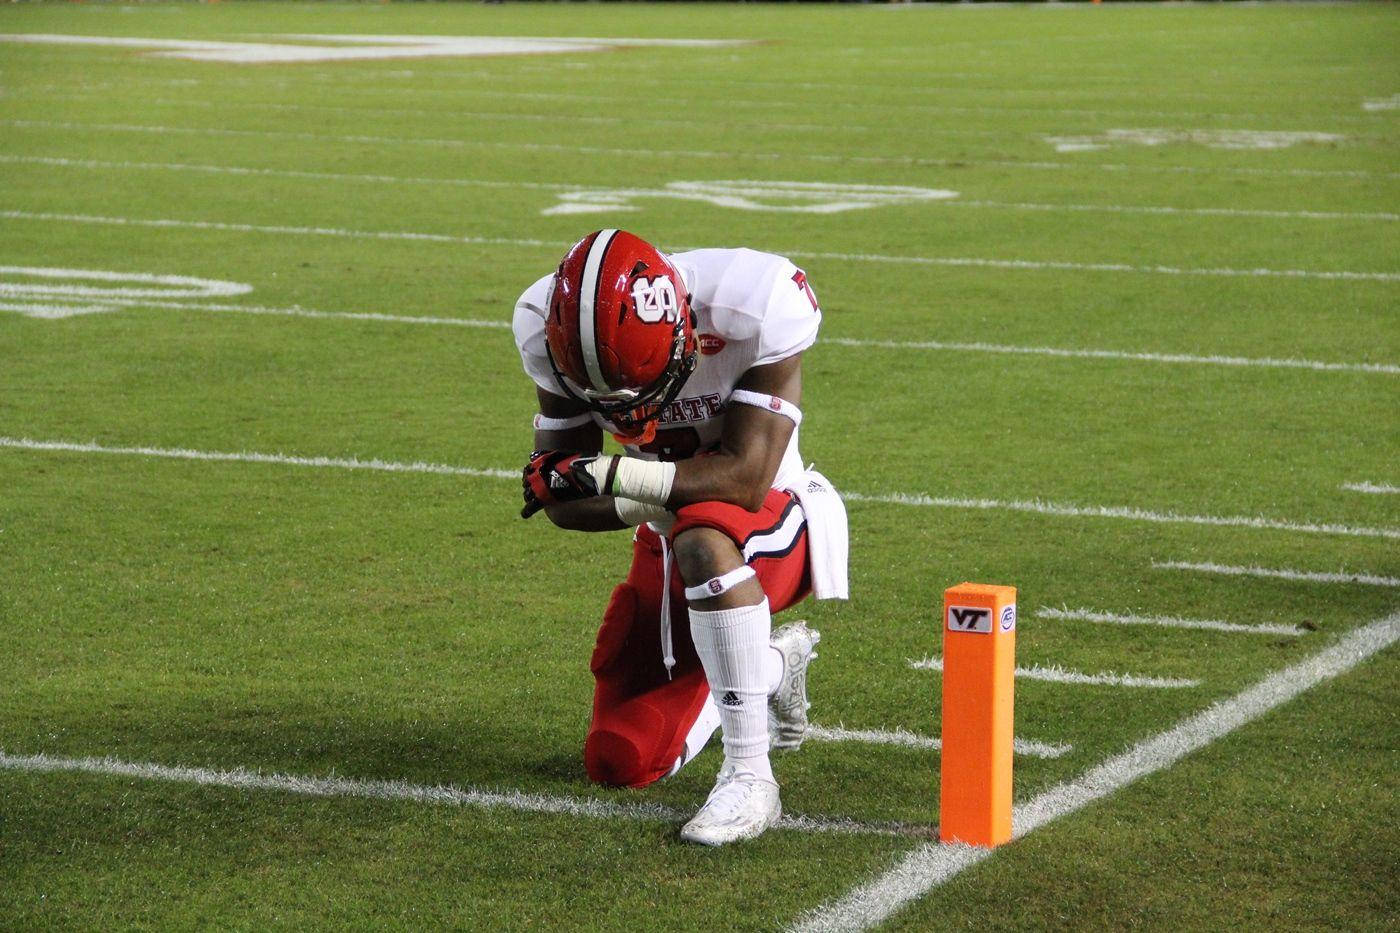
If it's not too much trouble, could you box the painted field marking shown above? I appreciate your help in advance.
[793,609,1400,931]
[1342,481,1400,495]
[0,751,906,838]
[908,657,1199,689]
[1046,128,1345,153]
[807,725,1071,760]
[0,33,750,64]
[1151,560,1400,588]
[9,286,1392,379]
[826,337,1400,377]
[0,265,252,318]
[1362,95,1400,112]
[6,154,1395,223]
[6,118,1392,180]
[18,72,1382,127]
[0,437,516,480]
[1035,607,1307,638]
[541,180,960,216]
[4,438,1398,543]
[842,491,1400,542]
[5,209,1398,285]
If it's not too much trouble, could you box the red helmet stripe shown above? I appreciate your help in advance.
[577,228,619,392]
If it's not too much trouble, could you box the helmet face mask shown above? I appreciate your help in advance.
[544,230,699,443]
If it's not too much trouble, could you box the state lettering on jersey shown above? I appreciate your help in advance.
[655,393,723,426]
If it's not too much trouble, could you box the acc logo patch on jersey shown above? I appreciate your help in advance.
[698,333,726,355]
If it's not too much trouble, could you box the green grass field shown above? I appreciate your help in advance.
[1,2,1397,929]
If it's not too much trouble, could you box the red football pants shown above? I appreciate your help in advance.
[584,489,811,787]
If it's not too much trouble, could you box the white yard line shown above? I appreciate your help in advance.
[0,751,907,838]
[792,609,1400,932]
[5,209,1398,284]
[908,658,1198,689]
[807,725,1072,760]
[4,118,1392,180]
[4,153,1394,223]
[0,437,516,479]
[826,337,1400,376]
[1151,560,1400,588]
[5,286,1392,376]
[843,491,1400,541]
[1035,607,1306,637]
[1341,481,1400,495]
[4,438,1398,543]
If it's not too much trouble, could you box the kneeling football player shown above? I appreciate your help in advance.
[514,230,848,845]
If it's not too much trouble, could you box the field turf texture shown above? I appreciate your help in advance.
[0,2,1397,930]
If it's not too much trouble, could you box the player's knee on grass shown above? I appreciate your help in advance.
[584,698,669,788]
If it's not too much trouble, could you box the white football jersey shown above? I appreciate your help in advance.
[513,247,821,490]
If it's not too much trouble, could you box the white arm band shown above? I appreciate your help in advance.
[614,496,672,528]
[533,412,594,432]
[728,390,802,426]
[586,456,676,507]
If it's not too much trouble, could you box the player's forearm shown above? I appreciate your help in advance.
[668,453,771,512]
[543,497,628,532]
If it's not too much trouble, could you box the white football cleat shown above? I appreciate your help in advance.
[768,621,821,750]
[679,762,781,846]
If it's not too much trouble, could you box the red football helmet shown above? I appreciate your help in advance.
[545,229,698,444]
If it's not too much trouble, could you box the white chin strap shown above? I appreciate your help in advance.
[683,565,756,602]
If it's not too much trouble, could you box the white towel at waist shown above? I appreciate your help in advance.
[785,468,849,600]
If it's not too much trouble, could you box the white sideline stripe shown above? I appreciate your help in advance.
[826,337,1400,377]
[6,154,1394,223]
[8,294,512,329]
[794,610,1400,932]
[907,657,1199,689]
[1152,560,1400,588]
[841,491,1400,541]
[1341,481,1400,495]
[807,725,1072,760]
[7,289,1391,377]
[0,437,516,480]
[0,751,906,838]
[5,118,1392,181]
[1035,606,1306,637]
[4,438,1397,543]
[6,209,1398,285]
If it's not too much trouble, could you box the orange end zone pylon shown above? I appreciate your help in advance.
[939,582,1017,847]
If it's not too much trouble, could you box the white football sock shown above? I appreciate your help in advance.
[690,599,774,783]
[665,696,722,778]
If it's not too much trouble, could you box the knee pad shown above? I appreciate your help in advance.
[584,699,667,788]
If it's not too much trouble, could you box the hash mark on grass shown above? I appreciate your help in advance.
[1152,560,1400,588]
[908,657,1199,689]
[5,438,1399,543]
[1341,481,1400,495]
[807,725,1071,760]
[1035,607,1307,637]
[794,610,1400,931]
[0,752,918,839]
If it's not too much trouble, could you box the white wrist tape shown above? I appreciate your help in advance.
[614,496,672,528]
[586,455,676,507]
[729,390,802,426]
[683,565,756,601]
[533,412,593,432]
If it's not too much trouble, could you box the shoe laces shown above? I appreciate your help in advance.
[701,764,769,822]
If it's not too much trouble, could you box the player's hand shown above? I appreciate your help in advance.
[520,450,612,518]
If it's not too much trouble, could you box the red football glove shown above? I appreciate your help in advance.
[520,450,613,518]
